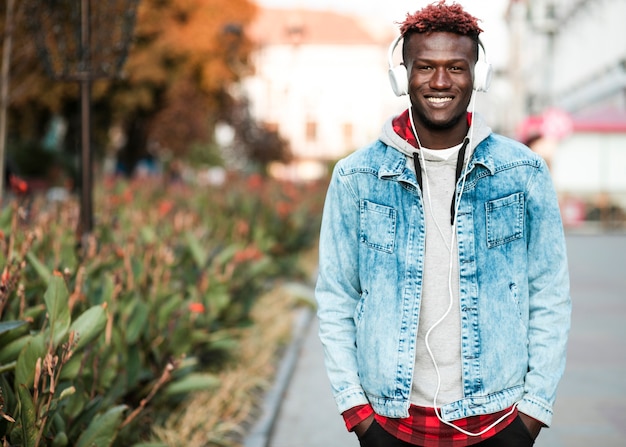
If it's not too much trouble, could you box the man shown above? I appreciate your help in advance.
[315,2,571,446]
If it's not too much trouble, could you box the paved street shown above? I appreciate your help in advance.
[266,233,626,447]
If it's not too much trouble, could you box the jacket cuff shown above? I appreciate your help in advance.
[518,394,554,427]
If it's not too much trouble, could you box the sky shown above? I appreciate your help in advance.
[256,0,511,66]
[256,0,508,25]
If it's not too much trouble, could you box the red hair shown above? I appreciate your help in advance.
[399,1,483,39]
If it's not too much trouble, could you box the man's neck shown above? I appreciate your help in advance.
[409,108,471,149]
[413,123,469,149]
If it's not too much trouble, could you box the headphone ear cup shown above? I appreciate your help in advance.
[473,60,493,92]
[389,64,408,96]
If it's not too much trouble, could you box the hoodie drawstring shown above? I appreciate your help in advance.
[413,137,470,225]
[450,138,470,225]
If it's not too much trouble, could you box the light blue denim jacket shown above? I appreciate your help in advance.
[315,114,571,427]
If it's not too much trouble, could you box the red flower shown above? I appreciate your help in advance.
[247,174,263,190]
[188,302,205,314]
[233,246,263,263]
[235,220,250,237]
[1,268,9,285]
[158,200,174,217]
[276,201,292,218]
[9,175,28,195]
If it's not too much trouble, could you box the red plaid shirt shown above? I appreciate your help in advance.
[341,110,517,446]
[343,404,517,446]
[392,109,473,149]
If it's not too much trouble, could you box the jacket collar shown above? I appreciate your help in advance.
[376,136,497,186]
[467,138,497,176]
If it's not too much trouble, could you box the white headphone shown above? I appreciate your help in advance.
[387,34,493,96]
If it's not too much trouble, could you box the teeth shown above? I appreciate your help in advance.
[428,97,452,103]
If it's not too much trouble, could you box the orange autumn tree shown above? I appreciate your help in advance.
[108,0,258,174]
[0,1,80,183]
[0,0,258,178]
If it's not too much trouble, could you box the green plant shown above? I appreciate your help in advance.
[0,171,327,445]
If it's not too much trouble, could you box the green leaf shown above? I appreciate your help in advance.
[58,385,76,401]
[25,251,51,284]
[17,384,38,447]
[0,320,28,335]
[44,274,71,349]
[0,373,16,416]
[185,231,208,268]
[0,334,32,364]
[75,404,127,447]
[126,301,148,344]
[99,273,116,305]
[23,303,46,321]
[60,383,90,422]
[69,304,107,351]
[164,373,220,395]
[58,353,81,380]
[52,431,69,447]
[15,334,45,389]
[140,226,156,245]
[214,244,238,265]
[126,344,141,389]
[156,294,181,330]
[0,320,29,347]
[0,203,13,230]
[206,288,231,316]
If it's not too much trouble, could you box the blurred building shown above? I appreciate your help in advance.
[508,0,626,114]
[508,0,626,224]
[243,7,403,179]
[243,1,626,214]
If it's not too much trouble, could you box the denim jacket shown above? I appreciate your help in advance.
[315,115,571,427]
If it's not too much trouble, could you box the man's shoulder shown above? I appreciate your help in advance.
[484,132,532,152]
[480,133,543,164]
[336,140,403,173]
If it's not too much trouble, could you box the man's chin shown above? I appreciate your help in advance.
[421,116,461,131]
[411,106,467,132]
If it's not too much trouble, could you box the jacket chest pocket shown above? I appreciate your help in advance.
[360,200,396,253]
[485,192,525,248]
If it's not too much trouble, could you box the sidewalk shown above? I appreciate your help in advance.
[250,233,626,447]
[269,313,356,447]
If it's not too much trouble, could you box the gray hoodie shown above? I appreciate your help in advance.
[377,110,493,408]
[378,111,493,160]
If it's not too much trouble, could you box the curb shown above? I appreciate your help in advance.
[244,300,315,447]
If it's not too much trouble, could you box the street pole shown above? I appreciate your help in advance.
[79,0,93,240]
[25,0,139,243]
[0,0,16,203]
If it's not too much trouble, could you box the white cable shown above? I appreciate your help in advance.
[409,110,452,252]
[409,95,519,436]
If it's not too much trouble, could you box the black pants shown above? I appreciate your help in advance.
[358,415,535,447]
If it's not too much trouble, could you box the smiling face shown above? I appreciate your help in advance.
[404,31,477,148]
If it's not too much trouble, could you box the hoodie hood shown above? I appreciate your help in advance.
[379,109,492,159]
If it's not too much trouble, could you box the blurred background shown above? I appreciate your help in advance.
[0,1,624,446]
[1,0,625,230]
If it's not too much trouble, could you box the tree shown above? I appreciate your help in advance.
[0,0,258,178]
[107,0,258,174]
[0,0,15,201]
[0,0,78,188]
